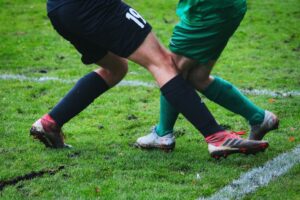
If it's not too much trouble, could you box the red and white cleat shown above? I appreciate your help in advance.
[30,114,71,148]
[206,131,268,159]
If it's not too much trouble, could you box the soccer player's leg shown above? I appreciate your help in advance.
[136,52,269,158]
[135,55,199,150]
[131,32,226,154]
[169,5,277,143]
[176,17,279,141]
[188,68,279,141]
[30,53,128,148]
[31,1,132,148]
[182,61,271,157]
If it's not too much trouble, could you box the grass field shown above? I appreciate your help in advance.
[0,0,300,199]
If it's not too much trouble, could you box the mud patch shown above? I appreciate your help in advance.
[0,166,65,191]
[174,128,187,138]
[220,124,232,130]
[38,69,48,74]
[98,124,104,130]
[68,151,81,158]
[127,114,138,120]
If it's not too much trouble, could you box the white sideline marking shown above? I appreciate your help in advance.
[1,74,300,97]
[0,74,156,88]
[198,145,300,200]
[241,89,300,97]
[0,74,76,84]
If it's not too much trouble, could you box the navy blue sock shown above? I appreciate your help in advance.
[160,75,224,137]
[49,72,109,127]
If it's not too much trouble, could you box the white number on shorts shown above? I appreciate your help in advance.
[126,8,146,29]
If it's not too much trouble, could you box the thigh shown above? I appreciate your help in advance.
[128,32,178,86]
[95,52,127,72]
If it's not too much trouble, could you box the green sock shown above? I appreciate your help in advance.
[156,94,179,136]
[202,76,265,125]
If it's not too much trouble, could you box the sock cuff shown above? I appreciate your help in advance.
[161,75,184,94]
[213,76,233,89]
[202,76,231,99]
[89,71,110,90]
[200,120,225,137]
[43,114,57,124]
[161,74,193,97]
[155,126,173,136]
[43,114,61,130]
[48,71,110,127]
[201,76,220,98]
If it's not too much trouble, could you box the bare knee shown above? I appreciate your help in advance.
[188,74,211,91]
[94,61,128,87]
[184,61,215,91]
[107,62,128,79]
[94,53,129,87]
[147,52,177,76]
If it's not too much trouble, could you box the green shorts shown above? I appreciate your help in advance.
[169,2,247,64]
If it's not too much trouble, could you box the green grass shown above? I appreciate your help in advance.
[0,0,300,199]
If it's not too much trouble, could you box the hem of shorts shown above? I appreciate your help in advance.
[81,52,109,65]
[84,27,152,64]
[121,26,152,58]
[169,47,218,65]
[179,9,246,27]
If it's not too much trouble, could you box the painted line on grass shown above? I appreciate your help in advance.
[1,74,300,97]
[0,74,76,84]
[0,74,156,88]
[198,145,300,200]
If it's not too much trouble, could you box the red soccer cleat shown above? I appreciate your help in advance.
[206,131,268,159]
[30,114,71,148]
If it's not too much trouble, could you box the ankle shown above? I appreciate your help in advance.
[41,114,60,131]
[155,126,173,137]
[249,110,265,126]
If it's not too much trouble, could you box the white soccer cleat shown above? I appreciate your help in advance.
[249,110,279,140]
[135,127,175,152]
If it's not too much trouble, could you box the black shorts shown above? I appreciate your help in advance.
[47,0,152,64]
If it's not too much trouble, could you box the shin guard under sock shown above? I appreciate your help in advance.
[156,94,179,136]
[49,72,109,127]
[202,76,265,125]
[160,75,224,137]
